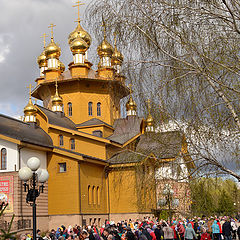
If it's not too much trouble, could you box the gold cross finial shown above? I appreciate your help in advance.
[27,84,32,100]
[48,23,56,41]
[102,16,107,39]
[146,99,151,113]
[128,84,133,95]
[114,32,117,47]
[40,33,49,48]
[73,0,85,23]
[55,80,59,96]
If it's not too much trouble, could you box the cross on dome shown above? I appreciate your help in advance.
[48,23,56,41]
[40,33,49,48]
[73,0,85,23]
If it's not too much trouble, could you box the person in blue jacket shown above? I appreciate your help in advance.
[211,220,220,240]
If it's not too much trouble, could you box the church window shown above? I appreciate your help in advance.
[88,102,93,116]
[59,163,66,173]
[97,187,100,205]
[68,102,72,117]
[92,186,96,204]
[70,138,75,150]
[1,148,7,170]
[88,185,92,204]
[97,102,101,116]
[59,135,64,146]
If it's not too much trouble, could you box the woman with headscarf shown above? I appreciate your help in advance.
[184,223,197,240]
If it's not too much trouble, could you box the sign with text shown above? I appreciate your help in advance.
[0,176,14,213]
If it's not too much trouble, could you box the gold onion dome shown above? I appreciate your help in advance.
[112,47,123,65]
[70,33,88,54]
[52,87,63,106]
[97,38,114,57]
[68,23,92,47]
[24,98,37,116]
[37,50,47,67]
[146,113,154,126]
[45,40,61,59]
[126,96,137,111]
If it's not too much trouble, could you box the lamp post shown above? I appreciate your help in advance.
[158,184,179,223]
[18,157,49,240]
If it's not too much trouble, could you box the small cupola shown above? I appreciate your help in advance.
[24,84,37,123]
[37,33,48,77]
[51,81,63,112]
[145,99,155,133]
[111,32,123,74]
[126,84,137,116]
[97,18,114,69]
[45,24,61,69]
[70,32,89,64]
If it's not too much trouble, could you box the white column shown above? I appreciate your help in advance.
[52,105,62,112]
[73,54,85,64]
[48,58,58,68]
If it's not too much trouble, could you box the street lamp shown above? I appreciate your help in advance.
[158,184,179,223]
[18,157,49,240]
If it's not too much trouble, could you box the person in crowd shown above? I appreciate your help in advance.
[222,218,232,240]
[154,224,164,240]
[37,229,43,240]
[184,223,197,240]
[126,226,136,240]
[177,222,185,240]
[237,225,240,240]
[200,227,211,240]
[162,222,174,240]
[212,220,220,240]
[230,220,237,240]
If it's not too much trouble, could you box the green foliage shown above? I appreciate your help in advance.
[190,178,239,216]
[0,204,16,240]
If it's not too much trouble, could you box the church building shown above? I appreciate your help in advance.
[0,2,193,231]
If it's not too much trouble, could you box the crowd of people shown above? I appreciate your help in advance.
[20,216,240,240]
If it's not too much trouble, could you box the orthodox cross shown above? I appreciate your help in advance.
[48,23,56,41]
[102,16,107,39]
[146,99,151,114]
[55,80,59,95]
[114,32,117,47]
[27,84,32,100]
[40,33,49,48]
[128,84,133,95]
[73,0,85,23]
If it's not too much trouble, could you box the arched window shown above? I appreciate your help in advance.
[88,185,92,204]
[59,135,64,146]
[97,187,100,205]
[1,148,6,170]
[88,102,93,116]
[92,186,96,204]
[70,138,75,150]
[97,102,101,116]
[68,102,72,117]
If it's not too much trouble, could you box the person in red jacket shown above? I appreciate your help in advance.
[170,225,177,240]
[200,227,211,240]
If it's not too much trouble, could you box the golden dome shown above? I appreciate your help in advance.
[58,61,65,72]
[68,22,92,47]
[45,40,61,59]
[112,47,123,65]
[52,82,63,106]
[24,98,37,116]
[70,33,88,54]
[97,38,113,57]
[126,96,137,111]
[145,113,154,126]
[37,50,47,68]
